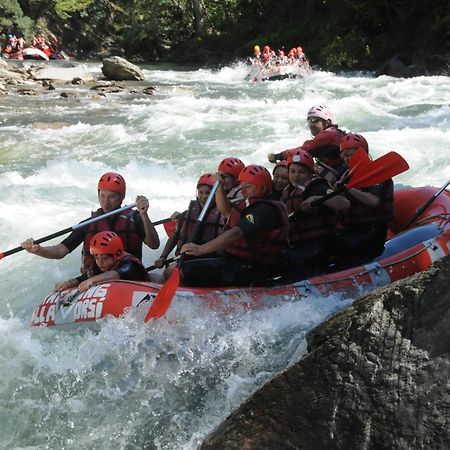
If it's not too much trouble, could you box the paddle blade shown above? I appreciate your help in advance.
[347,151,409,189]
[163,220,177,237]
[144,267,180,322]
[348,147,371,171]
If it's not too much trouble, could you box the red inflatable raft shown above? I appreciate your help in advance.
[31,186,450,328]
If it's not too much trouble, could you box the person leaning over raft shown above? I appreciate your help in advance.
[280,150,349,281]
[152,173,224,282]
[180,165,289,287]
[21,172,160,273]
[268,105,347,184]
[328,133,394,267]
[55,231,149,292]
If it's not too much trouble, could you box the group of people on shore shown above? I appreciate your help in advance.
[21,104,393,292]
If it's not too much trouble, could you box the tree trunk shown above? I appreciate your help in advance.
[192,0,202,37]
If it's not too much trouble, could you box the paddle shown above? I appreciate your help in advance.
[163,219,177,237]
[145,256,178,272]
[399,177,450,231]
[310,151,409,207]
[144,180,220,322]
[0,205,173,260]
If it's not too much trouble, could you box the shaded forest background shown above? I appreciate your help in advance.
[1,0,449,71]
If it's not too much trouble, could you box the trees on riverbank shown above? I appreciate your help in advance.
[1,0,449,72]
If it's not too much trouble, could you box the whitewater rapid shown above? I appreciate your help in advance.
[0,61,449,449]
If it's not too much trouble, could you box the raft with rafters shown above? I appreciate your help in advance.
[31,186,450,328]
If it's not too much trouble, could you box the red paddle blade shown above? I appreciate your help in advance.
[163,220,177,237]
[144,267,180,322]
[347,151,409,189]
[348,147,371,171]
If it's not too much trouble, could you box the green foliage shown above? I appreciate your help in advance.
[54,0,95,19]
[0,0,34,36]
[1,0,448,70]
[320,32,371,70]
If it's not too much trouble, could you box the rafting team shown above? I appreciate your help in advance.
[21,104,393,291]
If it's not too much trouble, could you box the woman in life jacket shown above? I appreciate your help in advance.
[271,160,289,200]
[21,172,160,273]
[280,150,349,281]
[328,133,394,268]
[55,231,149,292]
[152,173,224,282]
[268,104,347,185]
[180,165,289,287]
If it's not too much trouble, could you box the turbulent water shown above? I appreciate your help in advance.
[0,60,449,449]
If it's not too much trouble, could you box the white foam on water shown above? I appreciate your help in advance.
[0,63,449,449]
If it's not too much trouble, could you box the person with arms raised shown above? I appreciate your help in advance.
[268,105,347,184]
[180,165,288,287]
[55,231,149,292]
[21,172,160,273]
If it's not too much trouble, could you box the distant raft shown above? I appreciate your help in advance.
[31,186,450,328]
[248,59,311,82]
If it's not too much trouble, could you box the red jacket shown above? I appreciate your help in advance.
[283,127,346,168]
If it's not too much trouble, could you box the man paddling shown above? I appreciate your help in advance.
[21,172,160,272]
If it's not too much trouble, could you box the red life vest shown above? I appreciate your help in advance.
[340,179,394,230]
[81,208,143,274]
[225,197,288,264]
[176,200,224,252]
[282,177,336,246]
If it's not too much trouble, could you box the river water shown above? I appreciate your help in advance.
[0,61,449,449]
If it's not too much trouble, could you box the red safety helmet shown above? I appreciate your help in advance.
[98,172,126,197]
[238,164,272,195]
[340,133,369,153]
[272,160,288,174]
[287,150,314,174]
[89,231,124,257]
[197,173,215,188]
[218,157,245,179]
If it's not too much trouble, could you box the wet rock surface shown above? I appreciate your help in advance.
[101,56,144,81]
[0,59,154,99]
[201,256,450,450]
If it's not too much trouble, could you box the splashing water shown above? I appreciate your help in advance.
[0,61,449,449]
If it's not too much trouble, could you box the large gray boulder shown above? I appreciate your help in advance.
[101,56,144,81]
[201,255,450,449]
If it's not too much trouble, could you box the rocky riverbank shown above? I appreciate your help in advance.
[0,56,154,98]
[201,255,450,449]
